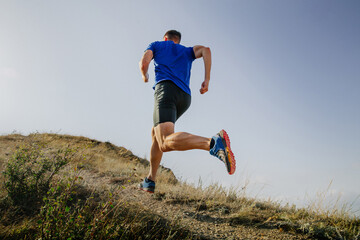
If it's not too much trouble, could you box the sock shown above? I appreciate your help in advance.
[145,177,154,183]
[210,138,215,149]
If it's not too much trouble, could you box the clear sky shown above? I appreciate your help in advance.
[1,0,359,215]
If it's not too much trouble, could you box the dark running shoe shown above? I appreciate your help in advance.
[210,130,236,175]
[139,177,155,193]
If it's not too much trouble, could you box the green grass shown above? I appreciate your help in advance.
[0,133,359,240]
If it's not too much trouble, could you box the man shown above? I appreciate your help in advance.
[139,30,235,193]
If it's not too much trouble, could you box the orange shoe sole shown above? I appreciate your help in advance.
[221,130,236,175]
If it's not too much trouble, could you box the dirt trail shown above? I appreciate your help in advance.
[82,169,310,240]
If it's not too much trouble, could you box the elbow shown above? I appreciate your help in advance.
[205,47,211,55]
[200,47,211,58]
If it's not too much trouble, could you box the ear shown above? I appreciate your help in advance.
[163,37,168,41]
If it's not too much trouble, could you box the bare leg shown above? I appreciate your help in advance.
[147,127,163,182]
[146,122,211,182]
[154,122,211,152]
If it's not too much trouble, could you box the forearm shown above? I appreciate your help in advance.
[139,50,153,82]
[139,62,149,78]
[194,46,212,82]
[202,48,212,82]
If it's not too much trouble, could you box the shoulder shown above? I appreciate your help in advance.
[177,43,194,53]
[172,43,195,60]
[183,45,195,60]
[149,41,159,46]
[146,41,162,51]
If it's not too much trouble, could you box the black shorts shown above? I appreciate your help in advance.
[153,81,191,127]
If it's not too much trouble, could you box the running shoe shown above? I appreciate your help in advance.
[139,177,155,193]
[210,130,236,175]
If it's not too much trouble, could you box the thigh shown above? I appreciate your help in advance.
[153,81,177,127]
[176,91,191,121]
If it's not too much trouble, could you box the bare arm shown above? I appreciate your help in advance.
[193,45,212,94]
[139,50,153,82]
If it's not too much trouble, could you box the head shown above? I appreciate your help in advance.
[163,30,181,44]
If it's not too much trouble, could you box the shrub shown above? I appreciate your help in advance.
[2,143,71,214]
[37,172,126,240]
[37,170,195,240]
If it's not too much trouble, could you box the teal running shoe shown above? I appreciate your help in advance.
[210,130,236,175]
[139,177,155,193]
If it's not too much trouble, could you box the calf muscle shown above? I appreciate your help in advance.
[154,122,211,152]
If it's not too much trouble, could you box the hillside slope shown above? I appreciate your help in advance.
[0,133,358,240]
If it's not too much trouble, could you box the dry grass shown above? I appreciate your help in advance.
[0,133,359,240]
[0,134,195,239]
[155,181,360,239]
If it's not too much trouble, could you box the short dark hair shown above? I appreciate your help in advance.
[164,30,181,43]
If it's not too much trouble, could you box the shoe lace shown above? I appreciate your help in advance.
[216,149,226,163]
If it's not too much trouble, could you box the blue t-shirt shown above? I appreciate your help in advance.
[146,41,196,95]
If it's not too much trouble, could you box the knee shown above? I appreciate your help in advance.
[159,144,171,153]
[159,141,172,152]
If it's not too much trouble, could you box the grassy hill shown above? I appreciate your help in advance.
[0,133,359,240]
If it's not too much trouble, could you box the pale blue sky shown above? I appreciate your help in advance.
[1,0,359,215]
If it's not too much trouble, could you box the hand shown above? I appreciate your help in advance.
[142,73,149,83]
[200,80,209,94]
